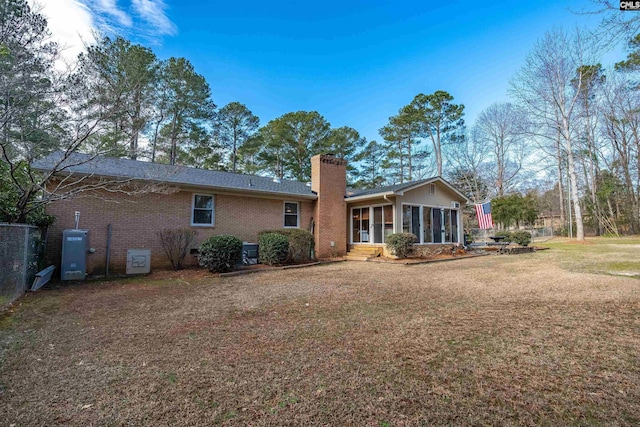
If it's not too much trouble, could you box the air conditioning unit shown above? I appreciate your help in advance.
[451,201,461,209]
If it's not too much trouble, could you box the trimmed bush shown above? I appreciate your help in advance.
[258,229,315,262]
[386,233,417,258]
[511,231,532,246]
[198,235,243,273]
[157,228,198,270]
[259,233,290,265]
[493,231,512,242]
[492,231,532,246]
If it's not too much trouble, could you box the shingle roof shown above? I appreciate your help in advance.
[346,176,470,203]
[346,178,435,197]
[33,151,317,199]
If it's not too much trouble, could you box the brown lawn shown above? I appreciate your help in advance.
[1,239,640,426]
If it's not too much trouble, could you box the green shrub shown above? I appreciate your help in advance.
[258,229,315,263]
[258,233,290,265]
[511,231,532,246]
[493,231,512,242]
[492,231,531,246]
[385,233,417,258]
[198,235,243,273]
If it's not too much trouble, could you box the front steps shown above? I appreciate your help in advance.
[345,246,383,261]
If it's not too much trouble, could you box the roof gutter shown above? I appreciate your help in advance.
[345,191,396,202]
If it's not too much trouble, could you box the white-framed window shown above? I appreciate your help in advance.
[191,194,214,226]
[401,203,460,244]
[284,201,300,228]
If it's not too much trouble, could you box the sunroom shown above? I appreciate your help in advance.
[345,177,469,251]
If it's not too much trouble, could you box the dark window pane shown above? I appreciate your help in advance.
[194,195,213,209]
[193,209,212,224]
[402,206,411,233]
[284,214,298,227]
[285,202,298,214]
[433,208,442,243]
[451,210,458,243]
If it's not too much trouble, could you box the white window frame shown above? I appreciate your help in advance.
[349,204,394,245]
[283,201,300,228]
[191,194,215,227]
[400,202,461,244]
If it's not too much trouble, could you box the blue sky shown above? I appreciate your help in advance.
[45,0,619,143]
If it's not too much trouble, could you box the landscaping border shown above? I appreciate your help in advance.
[366,251,490,266]
[218,260,343,277]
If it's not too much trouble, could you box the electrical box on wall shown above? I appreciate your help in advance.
[126,249,151,275]
[61,229,89,281]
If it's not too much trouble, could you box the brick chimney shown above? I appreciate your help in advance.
[311,154,347,258]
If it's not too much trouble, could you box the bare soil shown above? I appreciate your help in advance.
[1,242,640,426]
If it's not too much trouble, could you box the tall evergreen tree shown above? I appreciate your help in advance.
[326,126,364,182]
[257,111,331,181]
[354,140,386,189]
[410,90,465,177]
[77,36,159,159]
[379,106,422,183]
[215,101,259,172]
[156,57,216,166]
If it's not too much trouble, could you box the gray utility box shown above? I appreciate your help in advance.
[126,249,151,275]
[61,229,89,281]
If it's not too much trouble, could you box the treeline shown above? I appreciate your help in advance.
[59,35,470,185]
[3,0,640,238]
[451,27,640,238]
[0,0,470,194]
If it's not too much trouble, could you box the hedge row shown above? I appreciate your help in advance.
[197,228,316,272]
[258,228,315,263]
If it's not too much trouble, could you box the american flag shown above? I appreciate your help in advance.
[475,201,493,229]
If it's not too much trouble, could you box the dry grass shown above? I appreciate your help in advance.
[2,237,640,425]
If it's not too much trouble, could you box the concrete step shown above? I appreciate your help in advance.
[349,246,382,252]
[346,246,383,260]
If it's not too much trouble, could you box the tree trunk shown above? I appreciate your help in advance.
[555,135,565,227]
[564,121,584,240]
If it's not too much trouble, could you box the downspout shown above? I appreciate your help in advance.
[106,224,112,276]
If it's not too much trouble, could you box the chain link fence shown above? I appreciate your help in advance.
[470,227,554,243]
[0,224,42,310]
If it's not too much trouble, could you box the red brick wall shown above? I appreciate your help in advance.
[45,190,314,274]
[311,154,347,258]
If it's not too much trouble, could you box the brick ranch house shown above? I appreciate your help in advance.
[36,152,469,274]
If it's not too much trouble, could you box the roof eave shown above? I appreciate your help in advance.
[345,191,396,202]
[43,169,318,200]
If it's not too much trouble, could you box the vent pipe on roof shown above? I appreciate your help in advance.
[248,178,253,187]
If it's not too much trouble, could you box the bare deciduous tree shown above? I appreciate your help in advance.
[511,28,599,241]
[473,102,527,197]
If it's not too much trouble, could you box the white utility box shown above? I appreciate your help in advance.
[126,249,151,275]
